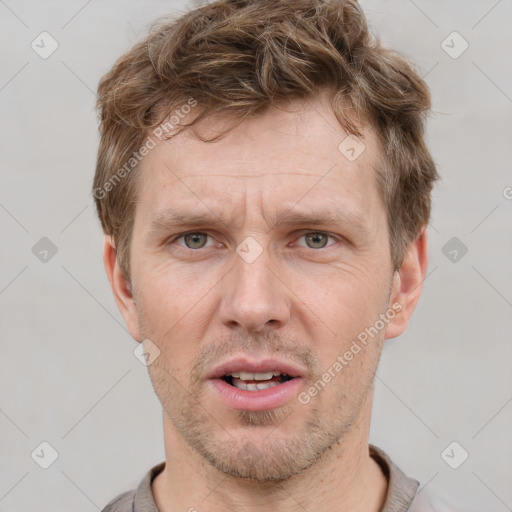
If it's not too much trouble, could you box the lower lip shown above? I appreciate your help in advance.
[209,378,305,411]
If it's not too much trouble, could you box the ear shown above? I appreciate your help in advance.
[385,227,428,340]
[103,236,141,341]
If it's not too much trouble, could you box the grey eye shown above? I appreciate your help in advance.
[183,233,209,249]
[304,232,330,249]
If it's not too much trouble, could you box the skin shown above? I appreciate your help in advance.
[104,93,428,512]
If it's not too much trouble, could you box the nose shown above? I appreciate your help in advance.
[218,245,291,333]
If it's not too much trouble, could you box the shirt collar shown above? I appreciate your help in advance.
[133,445,419,512]
[370,444,419,512]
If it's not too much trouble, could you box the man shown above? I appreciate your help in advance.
[93,0,441,510]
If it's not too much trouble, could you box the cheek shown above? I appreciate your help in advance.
[133,269,217,369]
[136,260,217,319]
[293,266,390,370]
[298,264,388,325]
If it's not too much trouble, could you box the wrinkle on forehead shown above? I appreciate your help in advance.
[173,172,325,179]
[135,95,384,241]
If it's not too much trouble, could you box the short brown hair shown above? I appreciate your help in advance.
[93,0,438,278]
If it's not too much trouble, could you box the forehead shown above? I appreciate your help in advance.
[136,95,382,222]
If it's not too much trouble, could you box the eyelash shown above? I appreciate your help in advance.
[169,231,339,251]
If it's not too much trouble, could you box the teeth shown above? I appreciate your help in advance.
[230,371,283,381]
[256,381,279,390]
[232,380,280,391]
[242,371,273,381]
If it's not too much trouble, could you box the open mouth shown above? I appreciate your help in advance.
[221,371,294,391]
[210,360,305,410]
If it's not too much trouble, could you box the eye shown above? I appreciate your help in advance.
[174,232,213,249]
[296,232,337,249]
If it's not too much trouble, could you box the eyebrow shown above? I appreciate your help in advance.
[271,208,369,232]
[148,206,369,234]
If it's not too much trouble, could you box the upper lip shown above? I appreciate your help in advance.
[208,357,306,380]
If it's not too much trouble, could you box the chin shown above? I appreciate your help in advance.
[204,438,319,481]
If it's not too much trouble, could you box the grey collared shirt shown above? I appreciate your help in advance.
[102,444,422,512]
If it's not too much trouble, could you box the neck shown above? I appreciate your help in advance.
[152,390,387,512]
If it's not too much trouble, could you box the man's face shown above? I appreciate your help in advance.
[125,95,399,481]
